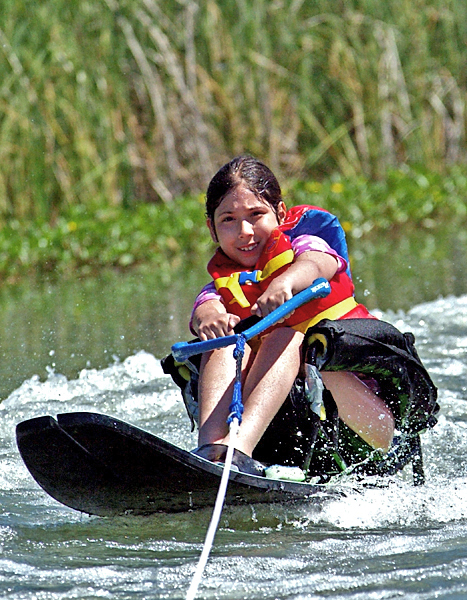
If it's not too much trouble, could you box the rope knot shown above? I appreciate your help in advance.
[228,334,246,424]
[233,334,246,359]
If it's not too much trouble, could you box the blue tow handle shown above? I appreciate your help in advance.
[171,278,331,362]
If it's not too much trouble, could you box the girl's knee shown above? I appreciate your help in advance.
[321,370,395,452]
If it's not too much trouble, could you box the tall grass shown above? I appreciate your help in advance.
[1,0,466,220]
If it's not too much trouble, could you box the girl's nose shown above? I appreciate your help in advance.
[239,219,254,236]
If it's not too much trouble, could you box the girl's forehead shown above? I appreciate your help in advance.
[215,186,270,215]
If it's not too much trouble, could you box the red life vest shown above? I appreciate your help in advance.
[207,205,373,333]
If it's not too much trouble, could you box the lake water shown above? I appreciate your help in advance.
[1,229,467,599]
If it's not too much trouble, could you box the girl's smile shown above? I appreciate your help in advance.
[207,186,286,268]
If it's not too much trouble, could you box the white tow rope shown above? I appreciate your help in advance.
[185,417,240,600]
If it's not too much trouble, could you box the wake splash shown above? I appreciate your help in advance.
[0,351,187,442]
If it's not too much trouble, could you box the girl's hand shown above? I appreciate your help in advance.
[192,300,241,340]
[197,313,241,340]
[251,279,294,318]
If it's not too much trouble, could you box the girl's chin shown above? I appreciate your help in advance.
[235,253,259,268]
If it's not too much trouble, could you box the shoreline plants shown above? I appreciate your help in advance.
[1,0,467,224]
[0,166,466,283]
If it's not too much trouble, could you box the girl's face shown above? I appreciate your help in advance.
[207,185,286,268]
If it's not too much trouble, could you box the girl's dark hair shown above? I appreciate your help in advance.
[206,155,282,222]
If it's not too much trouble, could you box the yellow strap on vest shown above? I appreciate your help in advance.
[259,249,294,280]
[214,249,294,308]
[293,296,359,334]
[214,272,250,308]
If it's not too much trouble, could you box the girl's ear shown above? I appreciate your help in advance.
[276,201,287,224]
[207,218,218,242]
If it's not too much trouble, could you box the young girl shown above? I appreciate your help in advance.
[190,156,394,475]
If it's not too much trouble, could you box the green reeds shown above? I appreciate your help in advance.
[1,0,466,221]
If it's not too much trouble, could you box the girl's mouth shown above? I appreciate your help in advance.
[238,243,259,253]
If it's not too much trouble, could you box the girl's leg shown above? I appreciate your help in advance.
[320,371,395,452]
[197,344,252,447]
[224,328,304,456]
[198,328,303,457]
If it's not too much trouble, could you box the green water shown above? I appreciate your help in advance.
[352,222,467,309]
[0,266,206,400]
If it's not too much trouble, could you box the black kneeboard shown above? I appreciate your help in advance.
[16,412,343,516]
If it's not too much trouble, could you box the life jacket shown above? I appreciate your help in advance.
[207,205,372,333]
